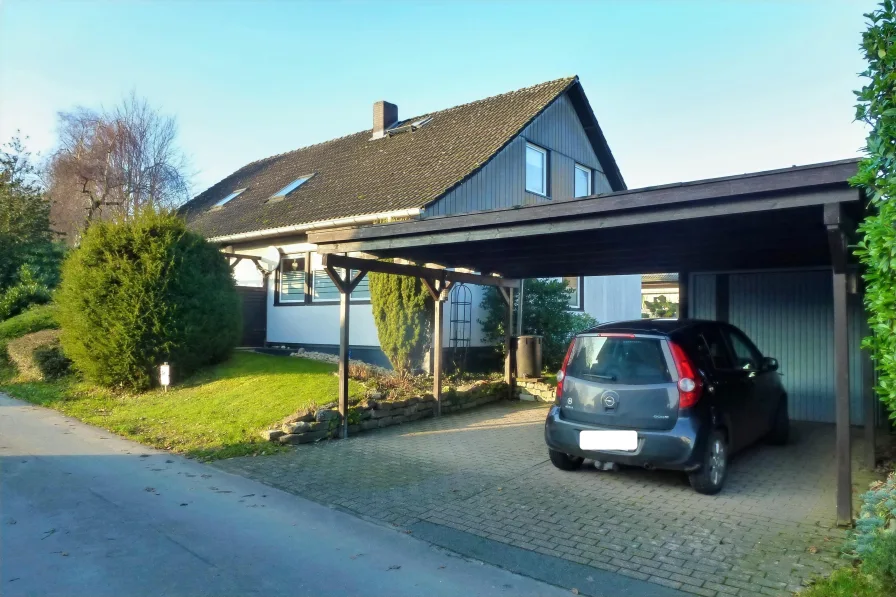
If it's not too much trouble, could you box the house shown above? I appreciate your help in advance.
[641,273,680,317]
[181,76,643,367]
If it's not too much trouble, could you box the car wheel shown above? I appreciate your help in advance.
[549,449,584,471]
[688,430,728,495]
[768,399,789,445]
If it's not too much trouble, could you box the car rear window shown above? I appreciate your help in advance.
[566,336,672,385]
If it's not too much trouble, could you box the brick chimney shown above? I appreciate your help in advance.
[371,101,398,139]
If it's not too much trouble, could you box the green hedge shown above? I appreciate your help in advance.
[0,280,51,321]
[0,304,58,343]
[56,209,240,391]
[852,0,896,420]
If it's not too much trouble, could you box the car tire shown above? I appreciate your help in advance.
[549,449,584,471]
[768,399,789,445]
[688,430,728,495]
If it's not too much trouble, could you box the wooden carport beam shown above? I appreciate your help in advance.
[825,203,854,527]
[223,252,268,275]
[321,254,520,417]
[321,254,520,289]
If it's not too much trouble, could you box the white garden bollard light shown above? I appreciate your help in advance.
[160,362,170,392]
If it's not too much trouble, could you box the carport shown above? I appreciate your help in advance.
[307,158,879,526]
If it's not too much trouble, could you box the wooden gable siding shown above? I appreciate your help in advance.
[424,93,612,217]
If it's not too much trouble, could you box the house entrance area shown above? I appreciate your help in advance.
[215,401,862,597]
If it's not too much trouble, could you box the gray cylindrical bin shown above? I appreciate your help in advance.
[515,335,543,379]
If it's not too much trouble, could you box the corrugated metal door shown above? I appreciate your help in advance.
[691,274,716,320]
[728,271,835,422]
[690,270,867,424]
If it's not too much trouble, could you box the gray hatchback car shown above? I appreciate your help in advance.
[544,319,788,494]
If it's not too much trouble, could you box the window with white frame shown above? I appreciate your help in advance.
[525,143,548,195]
[312,268,341,302]
[563,276,583,310]
[278,256,307,303]
[311,261,370,302]
[574,164,592,198]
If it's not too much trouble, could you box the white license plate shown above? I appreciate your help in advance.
[579,430,638,452]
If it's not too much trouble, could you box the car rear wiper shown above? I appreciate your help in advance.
[583,373,617,381]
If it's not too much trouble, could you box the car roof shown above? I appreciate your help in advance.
[582,318,718,336]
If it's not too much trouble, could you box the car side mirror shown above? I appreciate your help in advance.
[762,357,779,372]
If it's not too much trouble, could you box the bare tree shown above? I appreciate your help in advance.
[47,92,191,242]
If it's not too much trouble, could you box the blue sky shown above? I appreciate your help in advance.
[0,0,877,195]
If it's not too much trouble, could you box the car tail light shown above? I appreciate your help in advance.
[554,339,576,404]
[669,341,702,409]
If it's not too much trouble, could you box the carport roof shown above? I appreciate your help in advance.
[308,158,864,278]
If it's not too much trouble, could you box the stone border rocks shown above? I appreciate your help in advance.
[290,348,391,376]
[260,380,509,445]
[515,379,556,403]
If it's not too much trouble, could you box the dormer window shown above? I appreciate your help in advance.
[212,188,246,209]
[269,175,313,201]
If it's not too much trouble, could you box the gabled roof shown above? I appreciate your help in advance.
[181,76,624,241]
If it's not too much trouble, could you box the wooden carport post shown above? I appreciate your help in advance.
[826,203,853,526]
[325,265,368,440]
[499,287,516,399]
[422,278,454,415]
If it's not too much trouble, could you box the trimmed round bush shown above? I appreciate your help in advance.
[56,209,240,391]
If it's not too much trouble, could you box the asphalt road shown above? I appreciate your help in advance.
[0,393,569,597]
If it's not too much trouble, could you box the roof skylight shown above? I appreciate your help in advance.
[270,175,313,201]
[212,188,246,208]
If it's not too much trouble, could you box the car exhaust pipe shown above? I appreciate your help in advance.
[643,462,655,470]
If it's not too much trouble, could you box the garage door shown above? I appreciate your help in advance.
[690,270,868,424]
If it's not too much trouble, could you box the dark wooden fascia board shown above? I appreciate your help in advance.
[308,161,859,246]
[566,80,626,191]
[320,254,519,289]
[315,187,856,255]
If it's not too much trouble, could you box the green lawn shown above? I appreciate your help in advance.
[1,351,363,460]
[800,566,892,597]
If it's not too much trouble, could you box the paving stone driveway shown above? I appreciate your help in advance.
[214,402,850,597]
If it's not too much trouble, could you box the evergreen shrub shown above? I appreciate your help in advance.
[56,209,240,391]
